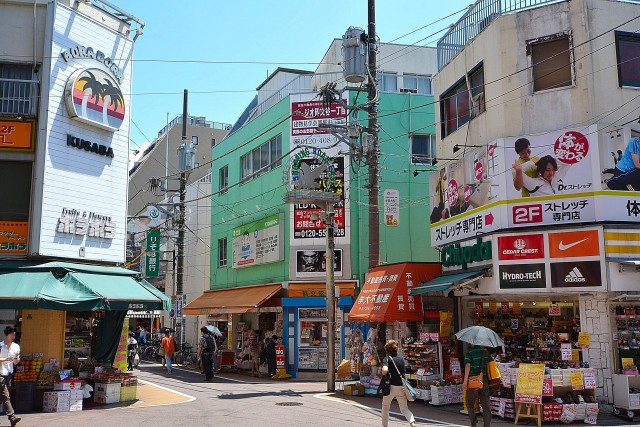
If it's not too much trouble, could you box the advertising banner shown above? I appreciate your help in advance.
[113,318,129,372]
[290,97,347,148]
[0,221,28,254]
[549,261,603,288]
[439,311,453,338]
[232,214,283,268]
[498,234,544,260]
[430,125,640,245]
[384,189,400,226]
[515,363,545,403]
[145,229,160,277]
[0,121,33,151]
[295,249,342,278]
[275,345,286,373]
[547,230,600,258]
[499,263,546,289]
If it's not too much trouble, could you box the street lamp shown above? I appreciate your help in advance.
[285,189,340,392]
[453,144,484,153]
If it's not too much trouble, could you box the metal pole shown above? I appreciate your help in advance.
[367,0,380,270]
[325,206,336,392]
[176,90,188,344]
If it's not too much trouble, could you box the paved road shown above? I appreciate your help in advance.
[14,363,640,427]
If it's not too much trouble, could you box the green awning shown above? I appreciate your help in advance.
[410,271,484,295]
[0,261,170,311]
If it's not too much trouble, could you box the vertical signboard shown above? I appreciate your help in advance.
[176,295,183,319]
[145,229,160,277]
[515,363,545,403]
[275,344,286,373]
[113,318,129,372]
[384,189,400,226]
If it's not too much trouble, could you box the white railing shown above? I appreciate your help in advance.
[0,78,39,117]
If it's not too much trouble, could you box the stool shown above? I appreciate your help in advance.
[514,402,542,427]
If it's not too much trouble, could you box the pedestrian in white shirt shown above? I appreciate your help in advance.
[0,327,20,426]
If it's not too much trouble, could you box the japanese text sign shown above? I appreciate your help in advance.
[578,332,591,348]
[145,228,160,277]
[515,363,545,403]
[0,221,28,254]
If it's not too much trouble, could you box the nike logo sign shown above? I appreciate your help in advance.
[558,238,589,251]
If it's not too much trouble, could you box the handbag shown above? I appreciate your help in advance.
[158,346,165,357]
[389,356,416,402]
[376,375,391,397]
[487,360,503,387]
[467,351,485,390]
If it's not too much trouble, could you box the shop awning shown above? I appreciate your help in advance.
[0,261,171,311]
[183,283,282,315]
[347,262,441,323]
[410,271,484,295]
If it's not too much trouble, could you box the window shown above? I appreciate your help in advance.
[440,64,484,137]
[529,35,572,92]
[240,135,282,182]
[211,137,216,148]
[219,165,228,195]
[377,72,398,92]
[410,134,436,164]
[616,31,640,88]
[0,161,32,222]
[218,238,227,267]
[401,75,432,95]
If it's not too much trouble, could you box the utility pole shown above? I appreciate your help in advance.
[366,0,380,270]
[325,206,336,392]
[176,89,189,345]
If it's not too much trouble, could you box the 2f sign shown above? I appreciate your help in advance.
[512,204,543,224]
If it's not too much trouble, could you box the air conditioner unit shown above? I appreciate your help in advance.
[400,88,417,94]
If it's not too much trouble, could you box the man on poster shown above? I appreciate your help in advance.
[512,138,540,197]
[604,136,640,191]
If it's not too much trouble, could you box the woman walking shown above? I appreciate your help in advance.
[380,340,417,427]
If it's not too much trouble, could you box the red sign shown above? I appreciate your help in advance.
[475,301,484,315]
[0,221,28,254]
[0,121,33,151]
[554,131,589,164]
[501,302,510,315]
[275,345,286,372]
[463,186,472,202]
[445,179,458,206]
[498,234,545,260]
[549,304,561,316]
[542,379,554,396]
[488,144,495,157]
[512,204,543,224]
[475,162,483,181]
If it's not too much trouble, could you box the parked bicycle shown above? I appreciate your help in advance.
[174,343,199,370]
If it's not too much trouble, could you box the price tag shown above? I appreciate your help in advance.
[578,332,591,348]
[501,302,510,315]
[489,301,497,314]
[561,343,572,361]
[475,301,484,314]
[542,379,553,396]
[560,405,577,424]
[570,371,584,390]
[584,406,599,425]
[549,304,561,316]
[416,368,425,376]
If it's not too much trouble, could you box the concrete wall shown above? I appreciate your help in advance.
[0,1,47,66]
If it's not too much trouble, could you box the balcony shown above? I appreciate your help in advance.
[0,78,39,117]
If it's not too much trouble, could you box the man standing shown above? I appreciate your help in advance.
[161,330,176,375]
[512,138,539,197]
[127,333,137,372]
[198,327,214,381]
[139,326,147,346]
[266,335,278,378]
[0,327,20,426]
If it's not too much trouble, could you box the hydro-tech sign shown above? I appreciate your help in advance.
[63,66,125,132]
[441,237,492,270]
[498,234,545,260]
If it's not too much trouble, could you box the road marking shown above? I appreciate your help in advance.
[313,392,465,426]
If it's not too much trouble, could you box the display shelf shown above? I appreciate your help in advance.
[613,374,640,417]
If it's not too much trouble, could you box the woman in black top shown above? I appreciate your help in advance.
[380,340,417,427]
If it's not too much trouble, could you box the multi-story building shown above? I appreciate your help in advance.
[431,0,640,409]
[184,38,442,377]
[0,0,167,371]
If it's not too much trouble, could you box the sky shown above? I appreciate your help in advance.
[113,1,473,162]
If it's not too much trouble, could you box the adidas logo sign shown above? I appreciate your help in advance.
[565,267,586,283]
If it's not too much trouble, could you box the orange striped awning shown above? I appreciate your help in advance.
[183,284,282,315]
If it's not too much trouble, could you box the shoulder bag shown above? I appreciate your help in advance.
[487,359,503,387]
[467,351,485,389]
[376,358,391,397]
[389,356,416,401]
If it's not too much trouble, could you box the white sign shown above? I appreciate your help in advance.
[232,214,283,268]
[384,189,399,226]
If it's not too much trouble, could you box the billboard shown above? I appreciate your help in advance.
[232,214,284,268]
[295,249,343,278]
[430,125,640,245]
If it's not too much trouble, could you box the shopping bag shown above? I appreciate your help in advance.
[488,360,503,387]
[401,377,417,401]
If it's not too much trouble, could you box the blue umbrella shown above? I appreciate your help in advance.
[455,326,504,348]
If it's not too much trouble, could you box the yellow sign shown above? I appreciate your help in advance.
[577,332,591,348]
[512,302,521,315]
[440,311,453,337]
[113,318,129,372]
[570,371,584,390]
[622,357,635,369]
[0,121,33,150]
[515,363,545,403]
[0,222,28,254]
[572,349,580,362]
[489,301,497,314]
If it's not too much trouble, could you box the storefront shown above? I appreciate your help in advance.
[347,262,441,395]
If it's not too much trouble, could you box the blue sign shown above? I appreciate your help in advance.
[169,308,175,318]
[176,295,183,318]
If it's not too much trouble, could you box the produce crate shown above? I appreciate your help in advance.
[120,385,137,402]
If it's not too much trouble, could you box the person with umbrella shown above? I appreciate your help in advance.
[205,325,221,373]
[456,326,503,427]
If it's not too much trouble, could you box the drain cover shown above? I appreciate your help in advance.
[275,402,303,406]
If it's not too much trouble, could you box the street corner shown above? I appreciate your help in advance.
[129,379,196,408]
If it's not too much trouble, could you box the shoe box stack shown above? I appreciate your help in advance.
[429,384,463,405]
[94,381,122,404]
[489,396,515,419]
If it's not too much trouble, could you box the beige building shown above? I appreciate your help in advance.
[128,115,230,216]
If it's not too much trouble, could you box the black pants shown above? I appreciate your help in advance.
[267,356,276,377]
[201,353,214,380]
[127,354,135,370]
[0,376,14,418]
